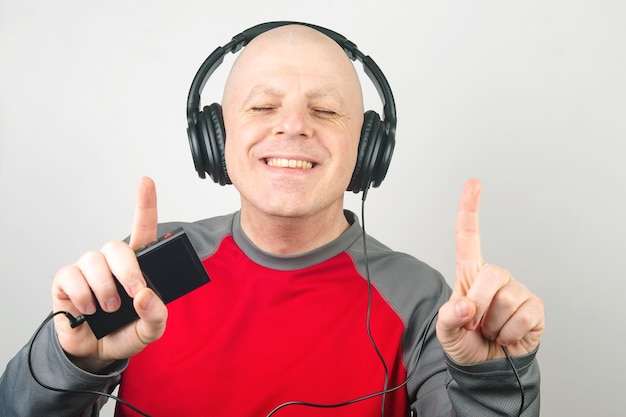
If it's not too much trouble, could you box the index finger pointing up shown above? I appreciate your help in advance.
[456,178,484,267]
[128,176,158,250]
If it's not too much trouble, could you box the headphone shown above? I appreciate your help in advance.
[186,21,397,193]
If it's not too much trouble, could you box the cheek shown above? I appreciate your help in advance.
[224,140,244,180]
[329,141,359,188]
[223,132,243,182]
[222,113,239,170]
[223,126,260,188]
[345,147,358,175]
[344,135,360,172]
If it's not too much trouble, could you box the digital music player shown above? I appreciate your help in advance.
[85,228,210,339]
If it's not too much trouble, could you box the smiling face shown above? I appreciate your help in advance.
[222,25,364,226]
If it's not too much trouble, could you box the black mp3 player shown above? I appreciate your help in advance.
[85,227,210,339]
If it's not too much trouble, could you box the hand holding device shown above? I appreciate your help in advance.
[84,227,209,339]
[51,177,171,372]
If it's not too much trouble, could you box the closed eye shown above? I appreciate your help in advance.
[251,105,277,112]
[312,108,338,118]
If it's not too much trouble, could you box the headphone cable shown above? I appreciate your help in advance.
[267,185,527,417]
[360,186,390,416]
[27,311,153,417]
[267,185,425,417]
[27,198,525,417]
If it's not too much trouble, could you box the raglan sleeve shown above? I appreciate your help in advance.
[0,317,127,417]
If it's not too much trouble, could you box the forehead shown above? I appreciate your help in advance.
[222,25,363,103]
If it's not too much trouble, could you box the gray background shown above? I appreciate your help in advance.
[1,1,624,416]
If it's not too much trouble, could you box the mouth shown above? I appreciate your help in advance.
[265,158,315,170]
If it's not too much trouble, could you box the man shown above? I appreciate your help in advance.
[0,23,544,416]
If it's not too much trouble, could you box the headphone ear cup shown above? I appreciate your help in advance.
[187,23,396,189]
[187,109,208,179]
[348,110,382,193]
[370,119,395,188]
[198,103,231,185]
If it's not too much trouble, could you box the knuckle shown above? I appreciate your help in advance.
[515,308,535,330]
[100,240,128,255]
[78,250,104,266]
[52,265,80,298]
[486,264,512,285]
[531,293,545,312]
[494,288,517,309]
[54,264,79,283]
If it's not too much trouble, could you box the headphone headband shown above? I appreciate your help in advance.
[186,21,396,141]
[186,21,397,192]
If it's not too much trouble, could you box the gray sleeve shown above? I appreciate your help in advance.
[409,317,541,417]
[397,270,541,417]
[352,222,540,416]
[444,349,541,417]
[0,317,126,417]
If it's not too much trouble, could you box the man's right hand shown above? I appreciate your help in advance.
[51,177,168,373]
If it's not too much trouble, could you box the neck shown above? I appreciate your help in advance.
[239,206,350,255]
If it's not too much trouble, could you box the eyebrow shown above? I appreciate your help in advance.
[242,84,345,107]
[242,85,281,107]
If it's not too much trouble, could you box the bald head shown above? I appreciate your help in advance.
[218,24,368,233]
[221,24,364,117]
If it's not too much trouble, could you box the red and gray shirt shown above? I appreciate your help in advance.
[0,210,540,417]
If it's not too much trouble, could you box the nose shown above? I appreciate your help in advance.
[273,104,313,138]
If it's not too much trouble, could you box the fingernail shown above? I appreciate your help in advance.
[455,299,469,319]
[128,279,144,297]
[104,297,119,312]
[138,291,154,311]
[84,302,96,315]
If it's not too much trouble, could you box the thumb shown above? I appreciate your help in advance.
[133,288,167,345]
[436,297,477,345]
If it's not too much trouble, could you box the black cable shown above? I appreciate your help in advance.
[502,345,525,417]
[265,310,439,416]
[27,311,152,417]
[28,216,526,417]
[266,183,527,417]
[266,186,434,417]
[360,186,390,416]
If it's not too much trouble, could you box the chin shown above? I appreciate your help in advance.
[261,203,315,219]
[244,196,327,220]
[237,180,346,220]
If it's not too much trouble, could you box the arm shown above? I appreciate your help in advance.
[1,177,167,416]
[52,177,167,374]
[0,318,126,417]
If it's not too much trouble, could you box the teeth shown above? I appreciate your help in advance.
[266,158,313,170]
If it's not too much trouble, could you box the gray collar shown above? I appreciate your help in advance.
[231,210,362,270]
